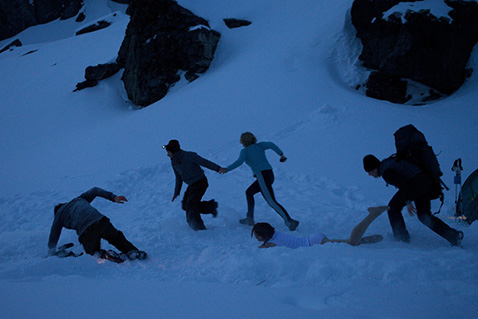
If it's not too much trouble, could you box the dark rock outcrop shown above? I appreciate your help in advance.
[74,63,121,91]
[76,20,112,36]
[224,18,252,29]
[0,0,83,41]
[0,39,22,54]
[352,0,478,97]
[116,0,221,107]
[366,71,411,104]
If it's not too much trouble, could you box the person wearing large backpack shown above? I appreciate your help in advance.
[363,154,463,246]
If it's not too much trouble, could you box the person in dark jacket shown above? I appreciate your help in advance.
[363,154,463,246]
[163,139,224,231]
[48,187,147,261]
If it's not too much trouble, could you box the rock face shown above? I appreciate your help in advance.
[0,0,83,41]
[76,20,112,36]
[117,0,221,107]
[351,0,478,101]
[0,39,22,54]
[223,18,252,29]
[366,71,410,104]
[74,63,121,91]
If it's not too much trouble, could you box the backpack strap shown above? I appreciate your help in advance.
[434,192,445,215]
[433,178,448,215]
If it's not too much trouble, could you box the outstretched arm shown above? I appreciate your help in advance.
[114,195,128,204]
[191,153,221,172]
[78,187,116,203]
[172,168,183,202]
[225,149,246,173]
[47,218,63,254]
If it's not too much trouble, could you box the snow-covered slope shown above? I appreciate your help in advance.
[1,0,477,318]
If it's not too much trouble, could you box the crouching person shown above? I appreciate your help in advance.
[48,187,147,263]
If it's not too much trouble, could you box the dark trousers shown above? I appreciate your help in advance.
[388,174,460,244]
[78,217,138,255]
[182,177,216,230]
[245,169,292,222]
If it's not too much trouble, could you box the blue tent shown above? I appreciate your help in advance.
[457,168,478,224]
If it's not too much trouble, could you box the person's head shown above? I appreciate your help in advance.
[251,222,275,243]
[163,139,180,157]
[363,154,381,178]
[54,203,65,216]
[240,132,257,147]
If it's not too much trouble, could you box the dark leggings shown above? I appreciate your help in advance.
[246,169,292,222]
[182,177,216,228]
[79,217,138,255]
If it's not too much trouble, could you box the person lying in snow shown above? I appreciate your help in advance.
[48,187,147,262]
[251,206,389,248]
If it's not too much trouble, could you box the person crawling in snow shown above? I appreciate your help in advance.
[251,206,389,248]
[48,187,147,262]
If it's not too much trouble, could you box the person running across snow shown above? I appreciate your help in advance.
[164,139,224,231]
[221,132,299,231]
[363,154,463,246]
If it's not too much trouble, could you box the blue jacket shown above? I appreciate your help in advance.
[226,142,283,175]
[48,187,116,250]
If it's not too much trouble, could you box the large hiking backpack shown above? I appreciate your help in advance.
[393,124,447,212]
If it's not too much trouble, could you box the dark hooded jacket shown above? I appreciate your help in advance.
[48,187,116,250]
[379,157,423,198]
[171,150,220,196]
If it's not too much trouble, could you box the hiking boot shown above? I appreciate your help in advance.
[239,216,255,226]
[394,232,410,243]
[96,249,125,263]
[188,219,207,231]
[452,231,464,247]
[127,250,148,260]
[211,200,218,218]
[286,219,299,231]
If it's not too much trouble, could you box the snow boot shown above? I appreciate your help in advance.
[96,249,125,263]
[211,200,218,218]
[239,216,255,226]
[286,219,299,231]
[188,218,207,231]
[127,250,148,260]
[452,231,464,247]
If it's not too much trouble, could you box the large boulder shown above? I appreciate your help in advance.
[0,0,83,41]
[351,0,478,97]
[117,0,221,107]
[366,71,411,104]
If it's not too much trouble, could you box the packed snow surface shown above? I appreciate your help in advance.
[1,0,477,318]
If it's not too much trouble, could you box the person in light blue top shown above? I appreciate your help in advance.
[223,132,299,230]
[251,206,389,249]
